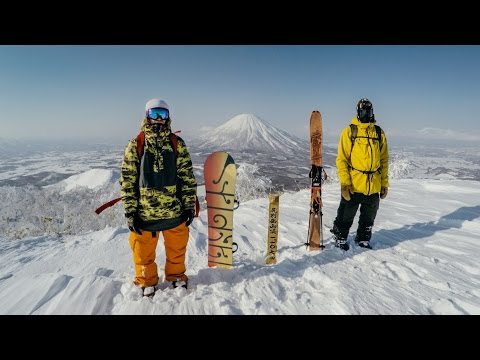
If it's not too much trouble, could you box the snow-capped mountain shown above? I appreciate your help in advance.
[193,114,307,155]
[186,113,337,192]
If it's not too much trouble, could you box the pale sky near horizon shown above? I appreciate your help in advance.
[1,45,479,142]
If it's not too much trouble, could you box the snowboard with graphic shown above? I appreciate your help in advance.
[307,111,326,250]
[266,193,280,265]
[204,151,238,268]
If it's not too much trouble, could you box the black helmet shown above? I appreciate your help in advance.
[356,98,374,123]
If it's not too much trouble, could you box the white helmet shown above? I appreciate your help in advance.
[145,98,169,112]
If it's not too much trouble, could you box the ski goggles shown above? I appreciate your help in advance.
[147,107,169,120]
[358,108,373,119]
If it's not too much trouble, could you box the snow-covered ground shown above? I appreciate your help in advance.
[1,169,479,314]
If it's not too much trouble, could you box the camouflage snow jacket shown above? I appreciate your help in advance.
[120,118,197,223]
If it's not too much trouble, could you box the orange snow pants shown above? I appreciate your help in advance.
[128,222,189,287]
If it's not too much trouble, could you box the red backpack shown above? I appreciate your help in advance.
[95,131,200,217]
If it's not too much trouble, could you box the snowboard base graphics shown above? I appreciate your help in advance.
[204,151,238,268]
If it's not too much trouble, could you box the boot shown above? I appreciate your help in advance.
[172,279,188,289]
[355,225,373,249]
[142,284,158,297]
[334,238,350,251]
[331,223,349,251]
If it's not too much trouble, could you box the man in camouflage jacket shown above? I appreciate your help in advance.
[120,98,197,294]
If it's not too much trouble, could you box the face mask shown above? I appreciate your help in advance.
[151,123,161,133]
[149,119,167,133]
[357,107,374,123]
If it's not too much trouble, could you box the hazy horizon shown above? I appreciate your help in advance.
[1,116,478,149]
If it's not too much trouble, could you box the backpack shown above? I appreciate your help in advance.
[95,131,200,217]
[348,124,383,175]
[349,124,383,150]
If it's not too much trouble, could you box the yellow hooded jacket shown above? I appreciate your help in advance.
[336,117,389,195]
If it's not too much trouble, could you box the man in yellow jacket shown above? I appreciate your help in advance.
[331,98,389,251]
[120,98,197,296]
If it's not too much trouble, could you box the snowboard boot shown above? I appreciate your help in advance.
[142,284,158,297]
[172,279,188,289]
[355,225,373,249]
[331,223,349,251]
[355,240,372,249]
[133,281,158,297]
[334,238,350,251]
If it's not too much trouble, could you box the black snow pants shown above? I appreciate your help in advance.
[332,192,380,242]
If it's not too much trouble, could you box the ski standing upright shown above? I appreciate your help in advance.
[306,111,327,250]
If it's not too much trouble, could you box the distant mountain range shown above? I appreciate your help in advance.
[2,116,480,191]
[0,137,123,158]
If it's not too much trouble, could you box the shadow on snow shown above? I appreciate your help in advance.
[189,205,480,287]
[374,204,480,246]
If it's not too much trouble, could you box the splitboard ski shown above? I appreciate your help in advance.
[204,151,239,268]
[306,111,327,251]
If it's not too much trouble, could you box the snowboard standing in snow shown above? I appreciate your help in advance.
[204,151,238,268]
[307,111,327,250]
[266,193,280,265]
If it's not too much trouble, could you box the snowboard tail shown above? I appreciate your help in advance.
[204,151,238,268]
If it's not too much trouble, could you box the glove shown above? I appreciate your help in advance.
[341,184,354,201]
[380,187,388,199]
[182,209,195,227]
[126,213,142,235]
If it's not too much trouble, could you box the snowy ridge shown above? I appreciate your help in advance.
[194,114,307,155]
[50,169,116,193]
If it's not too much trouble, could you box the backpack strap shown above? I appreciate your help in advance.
[374,125,383,150]
[95,197,122,214]
[169,132,178,156]
[349,124,358,143]
[136,131,145,158]
[349,124,357,161]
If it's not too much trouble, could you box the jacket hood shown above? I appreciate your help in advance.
[351,116,375,129]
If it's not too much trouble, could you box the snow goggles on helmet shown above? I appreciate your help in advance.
[147,107,169,120]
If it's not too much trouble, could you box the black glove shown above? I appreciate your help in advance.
[182,209,195,227]
[380,187,388,199]
[126,213,142,235]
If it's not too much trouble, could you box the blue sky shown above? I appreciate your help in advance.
[1,45,479,144]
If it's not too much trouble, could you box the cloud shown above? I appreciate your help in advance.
[391,127,480,142]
